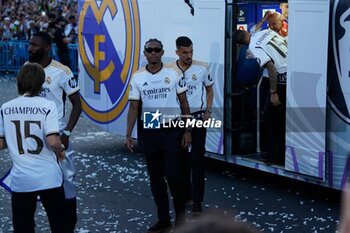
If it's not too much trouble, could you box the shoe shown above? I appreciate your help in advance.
[174,213,185,228]
[147,220,172,233]
[191,202,202,215]
[185,198,193,207]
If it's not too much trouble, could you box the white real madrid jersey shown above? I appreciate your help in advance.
[129,65,187,121]
[42,59,79,129]
[249,29,288,74]
[0,96,63,192]
[169,60,213,113]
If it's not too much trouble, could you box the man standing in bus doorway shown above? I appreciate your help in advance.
[169,36,214,214]
[232,29,287,165]
[248,12,287,159]
[125,39,191,232]
[28,31,82,232]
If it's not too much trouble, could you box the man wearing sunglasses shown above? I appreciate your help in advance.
[169,36,214,215]
[125,39,191,232]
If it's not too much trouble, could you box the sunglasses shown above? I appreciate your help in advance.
[145,47,162,53]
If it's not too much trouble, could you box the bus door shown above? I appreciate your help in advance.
[285,0,330,179]
[194,0,226,155]
[228,1,285,158]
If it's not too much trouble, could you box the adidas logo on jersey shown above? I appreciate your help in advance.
[143,82,148,86]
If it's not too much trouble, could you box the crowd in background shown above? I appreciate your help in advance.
[0,0,78,43]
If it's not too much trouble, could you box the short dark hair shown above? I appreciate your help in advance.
[144,38,163,49]
[176,36,193,48]
[32,31,52,46]
[232,30,247,45]
[17,63,45,97]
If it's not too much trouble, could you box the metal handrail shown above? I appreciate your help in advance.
[256,76,263,153]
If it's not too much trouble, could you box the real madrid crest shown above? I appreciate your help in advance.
[46,76,51,84]
[164,77,170,84]
[192,74,197,81]
[78,0,141,124]
[330,0,350,122]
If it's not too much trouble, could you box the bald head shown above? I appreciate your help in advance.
[267,12,284,32]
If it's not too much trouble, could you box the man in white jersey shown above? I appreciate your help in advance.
[233,29,287,165]
[28,31,82,231]
[0,63,67,233]
[169,36,214,214]
[125,39,191,232]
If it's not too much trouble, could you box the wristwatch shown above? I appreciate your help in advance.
[62,130,71,137]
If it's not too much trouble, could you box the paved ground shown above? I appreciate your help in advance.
[0,74,342,232]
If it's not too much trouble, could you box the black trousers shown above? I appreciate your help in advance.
[182,126,206,203]
[142,127,185,222]
[263,84,286,161]
[64,197,77,233]
[12,186,69,233]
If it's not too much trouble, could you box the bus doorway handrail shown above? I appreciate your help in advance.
[256,75,263,153]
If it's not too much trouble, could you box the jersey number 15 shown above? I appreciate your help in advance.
[11,120,44,155]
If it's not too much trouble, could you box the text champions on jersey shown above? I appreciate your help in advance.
[2,107,49,115]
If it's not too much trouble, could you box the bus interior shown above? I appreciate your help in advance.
[224,0,329,182]
[226,1,289,164]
